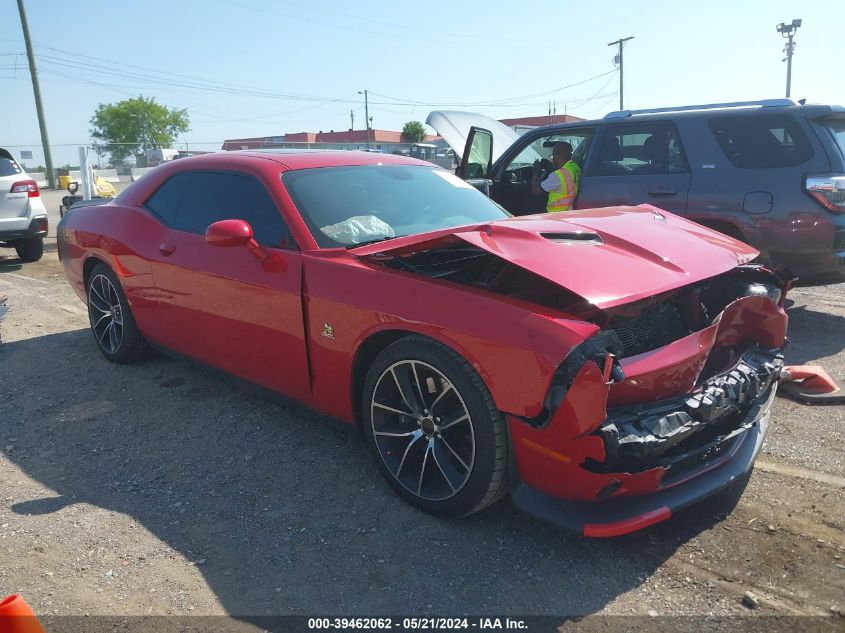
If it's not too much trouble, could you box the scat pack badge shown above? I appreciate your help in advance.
[321,323,336,339]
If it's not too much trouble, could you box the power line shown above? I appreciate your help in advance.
[26,44,622,112]
[367,69,618,107]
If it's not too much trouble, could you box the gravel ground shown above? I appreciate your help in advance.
[0,250,843,626]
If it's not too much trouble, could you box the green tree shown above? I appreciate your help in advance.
[401,121,427,143]
[90,96,190,164]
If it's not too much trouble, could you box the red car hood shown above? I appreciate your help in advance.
[354,205,759,310]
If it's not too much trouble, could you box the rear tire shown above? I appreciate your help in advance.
[362,336,510,517]
[86,263,154,363]
[15,239,43,263]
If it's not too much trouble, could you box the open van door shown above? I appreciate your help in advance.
[458,127,494,194]
[426,111,520,163]
[426,110,521,196]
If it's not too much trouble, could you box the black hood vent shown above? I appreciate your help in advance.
[540,232,603,245]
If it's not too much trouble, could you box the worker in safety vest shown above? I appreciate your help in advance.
[531,142,581,212]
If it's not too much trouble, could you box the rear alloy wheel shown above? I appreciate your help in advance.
[86,263,153,363]
[362,336,510,517]
[14,239,43,263]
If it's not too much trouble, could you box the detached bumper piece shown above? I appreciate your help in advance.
[589,347,783,477]
[778,364,845,405]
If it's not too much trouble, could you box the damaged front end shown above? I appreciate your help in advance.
[507,264,793,534]
[354,211,793,534]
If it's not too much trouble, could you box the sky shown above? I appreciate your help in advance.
[0,0,840,166]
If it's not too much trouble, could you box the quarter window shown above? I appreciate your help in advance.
[144,171,291,247]
[0,156,24,177]
[144,174,187,225]
[709,114,814,168]
[592,124,688,176]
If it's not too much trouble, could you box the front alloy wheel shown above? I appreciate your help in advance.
[362,336,510,517]
[371,360,476,501]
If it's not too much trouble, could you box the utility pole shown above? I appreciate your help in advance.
[358,89,370,149]
[141,112,147,150]
[350,109,355,130]
[608,36,634,110]
[777,19,802,98]
[16,0,55,189]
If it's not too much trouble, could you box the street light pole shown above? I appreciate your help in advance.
[608,36,634,110]
[777,19,802,99]
[16,0,55,189]
[358,89,370,149]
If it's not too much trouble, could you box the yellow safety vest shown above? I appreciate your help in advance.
[546,160,581,212]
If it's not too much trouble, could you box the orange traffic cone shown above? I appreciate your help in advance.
[0,595,45,633]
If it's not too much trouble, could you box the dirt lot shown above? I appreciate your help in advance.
[0,249,843,627]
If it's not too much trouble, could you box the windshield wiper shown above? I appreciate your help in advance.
[347,236,397,249]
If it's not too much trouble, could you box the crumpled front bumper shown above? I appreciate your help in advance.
[511,382,777,537]
[590,347,783,475]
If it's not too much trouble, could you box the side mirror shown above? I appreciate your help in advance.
[68,182,79,194]
[205,219,253,247]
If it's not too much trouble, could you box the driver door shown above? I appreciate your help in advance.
[491,128,596,215]
[144,169,311,402]
[457,127,494,196]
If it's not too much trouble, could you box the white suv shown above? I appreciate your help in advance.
[0,148,48,262]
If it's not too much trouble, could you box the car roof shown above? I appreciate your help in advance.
[195,149,433,170]
[524,101,844,135]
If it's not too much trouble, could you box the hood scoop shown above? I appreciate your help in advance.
[541,232,603,245]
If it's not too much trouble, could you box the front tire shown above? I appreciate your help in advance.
[86,263,153,363]
[362,336,510,517]
[15,239,43,263]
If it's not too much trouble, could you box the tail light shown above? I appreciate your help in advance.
[806,175,845,213]
[9,179,40,198]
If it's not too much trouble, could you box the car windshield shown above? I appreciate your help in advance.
[282,164,510,247]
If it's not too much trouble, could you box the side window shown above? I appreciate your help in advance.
[709,114,813,168]
[161,171,291,247]
[503,130,594,180]
[462,127,493,179]
[591,123,688,176]
[0,157,23,177]
[144,174,188,225]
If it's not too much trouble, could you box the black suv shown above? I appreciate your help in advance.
[429,100,845,284]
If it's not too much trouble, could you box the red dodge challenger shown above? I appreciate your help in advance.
[57,150,791,536]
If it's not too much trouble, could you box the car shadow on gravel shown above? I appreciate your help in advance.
[782,304,845,365]
[1,330,741,617]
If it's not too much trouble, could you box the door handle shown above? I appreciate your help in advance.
[648,186,677,197]
[159,242,176,256]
